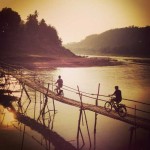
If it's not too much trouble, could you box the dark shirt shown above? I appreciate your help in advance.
[113,89,122,101]
[56,78,63,87]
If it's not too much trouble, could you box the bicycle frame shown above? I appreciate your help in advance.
[111,101,119,112]
[54,86,64,96]
[104,96,127,117]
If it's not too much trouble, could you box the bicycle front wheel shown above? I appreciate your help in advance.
[104,102,112,112]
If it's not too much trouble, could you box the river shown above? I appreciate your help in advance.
[0,56,150,150]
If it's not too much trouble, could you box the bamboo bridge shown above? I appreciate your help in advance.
[0,62,150,131]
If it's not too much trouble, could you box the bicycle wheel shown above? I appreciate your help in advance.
[60,90,64,97]
[104,102,112,112]
[118,105,127,117]
[54,89,57,94]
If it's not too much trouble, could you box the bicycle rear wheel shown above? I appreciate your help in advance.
[118,106,127,117]
[104,102,112,112]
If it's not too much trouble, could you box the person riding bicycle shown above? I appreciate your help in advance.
[105,86,126,117]
[110,86,122,105]
[55,75,63,95]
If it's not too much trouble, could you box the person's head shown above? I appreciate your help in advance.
[115,86,119,90]
[58,75,61,79]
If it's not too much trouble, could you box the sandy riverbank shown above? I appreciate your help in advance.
[0,55,123,69]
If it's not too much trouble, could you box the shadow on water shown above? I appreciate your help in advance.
[16,114,76,150]
[0,90,77,150]
[0,101,76,150]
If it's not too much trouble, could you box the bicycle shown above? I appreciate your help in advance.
[54,86,64,97]
[104,96,127,117]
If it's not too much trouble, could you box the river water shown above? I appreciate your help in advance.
[0,56,150,150]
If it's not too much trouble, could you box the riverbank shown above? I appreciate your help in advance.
[0,55,123,69]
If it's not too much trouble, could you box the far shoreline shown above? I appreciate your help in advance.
[0,55,124,70]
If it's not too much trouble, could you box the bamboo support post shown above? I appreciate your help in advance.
[40,92,42,117]
[128,127,134,150]
[22,84,32,114]
[83,110,92,148]
[18,84,24,113]
[77,108,83,149]
[94,83,100,149]
[34,90,37,119]
[134,105,137,149]
[21,125,26,150]
[94,113,97,150]
[38,83,50,124]
[77,86,91,148]
[52,78,56,113]
[96,83,100,106]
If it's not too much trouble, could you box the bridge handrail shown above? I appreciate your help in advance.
[61,84,150,106]
[126,106,150,114]
[42,80,150,108]
[55,84,150,114]
[53,84,150,114]
[0,61,36,75]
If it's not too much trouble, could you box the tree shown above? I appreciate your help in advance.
[0,8,73,57]
[0,7,21,34]
[39,19,62,45]
[47,25,62,46]
[25,10,39,34]
[0,7,21,53]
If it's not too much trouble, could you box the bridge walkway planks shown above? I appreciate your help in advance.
[14,74,150,131]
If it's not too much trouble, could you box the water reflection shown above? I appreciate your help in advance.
[0,73,68,150]
[0,94,77,150]
[0,57,150,150]
[0,91,17,126]
[0,107,15,126]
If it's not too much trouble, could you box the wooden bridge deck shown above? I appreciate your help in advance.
[0,68,150,131]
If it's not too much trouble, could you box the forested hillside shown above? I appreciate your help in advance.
[0,8,75,58]
[65,26,150,57]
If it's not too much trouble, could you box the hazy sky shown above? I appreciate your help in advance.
[0,0,150,44]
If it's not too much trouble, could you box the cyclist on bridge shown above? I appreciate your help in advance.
[55,75,63,95]
[110,86,122,104]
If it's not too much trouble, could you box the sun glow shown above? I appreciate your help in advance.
[0,108,15,126]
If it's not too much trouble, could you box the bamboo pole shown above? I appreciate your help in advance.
[21,125,26,150]
[22,84,31,114]
[52,78,56,113]
[77,86,91,148]
[94,113,97,150]
[134,105,137,149]
[77,86,84,149]
[34,90,37,119]
[77,108,83,149]
[94,83,100,149]
[83,110,92,148]
[96,83,100,106]
[18,83,24,113]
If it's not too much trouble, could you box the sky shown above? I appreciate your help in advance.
[0,0,150,44]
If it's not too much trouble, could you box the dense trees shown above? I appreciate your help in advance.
[0,8,21,52]
[0,8,74,57]
[0,8,21,33]
[65,26,150,57]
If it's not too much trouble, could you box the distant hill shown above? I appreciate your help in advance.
[64,26,150,57]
